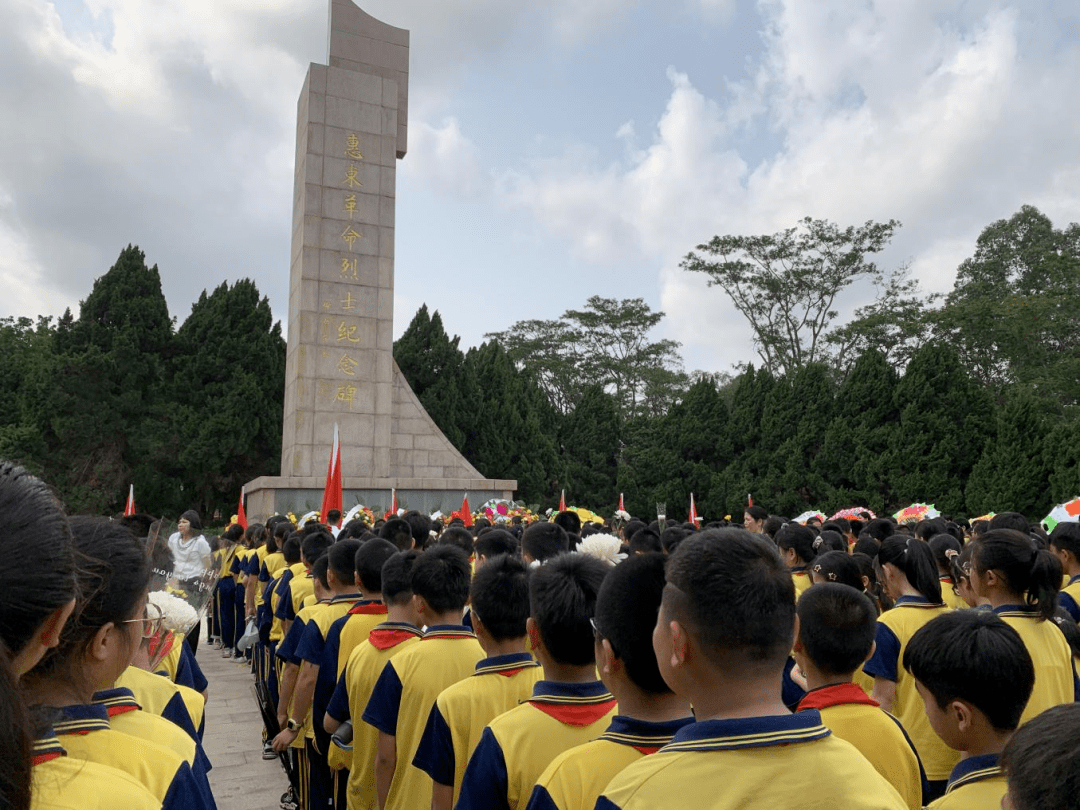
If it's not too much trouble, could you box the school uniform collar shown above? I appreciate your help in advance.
[598,714,694,754]
[790,566,808,574]
[1069,574,1080,587]
[54,702,112,734]
[349,598,388,615]
[992,604,1038,618]
[662,710,831,752]
[368,621,423,650]
[328,592,362,605]
[91,687,142,716]
[527,680,617,726]
[473,652,539,677]
[894,595,941,608]
[32,731,67,764]
[946,753,1001,793]
[422,624,476,640]
[796,682,878,712]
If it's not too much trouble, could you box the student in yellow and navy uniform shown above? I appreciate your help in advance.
[807,551,879,698]
[903,610,1036,809]
[794,583,927,810]
[31,731,161,810]
[1049,522,1080,622]
[455,552,617,810]
[1001,702,1080,810]
[970,528,1079,724]
[215,524,245,657]
[276,532,324,642]
[267,534,304,695]
[863,536,957,800]
[926,534,965,611]
[157,637,208,697]
[21,516,216,810]
[324,550,423,810]
[526,554,693,810]
[413,554,542,810]
[362,546,484,810]
[597,530,907,810]
[229,539,254,657]
[117,660,206,743]
[776,523,817,600]
[273,538,363,810]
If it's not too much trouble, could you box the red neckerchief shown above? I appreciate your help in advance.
[368,624,422,651]
[796,682,879,712]
[348,601,388,616]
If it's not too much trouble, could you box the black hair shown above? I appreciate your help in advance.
[1002,703,1080,810]
[244,522,265,548]
[381,551,419,607]
[629,528,662,555]
[355,539,397,594]
[928,534,962,576]
[863,518,894,542]
[776,523,818,565]
[0,641,31,810]
[851,535,881,558]
[300,530,334,565]
[339,519,369,540]
[594,553,670,694]
[529,553,609,667]
[903,610,1034,731]
[989,512,1031,534]
[622,519,646,541]
[120,513,155,538]
[311,555,330,590]
[179,509,202,532]
[1049,522,1080,561]
[326,509,341,524]
[272,520,293,541]
[660,526,687,555]
[851,551,889,612]
[972,529,1062,621]
[282,534,302,565]
[848,519,865,537]
[379,518,414,551]
[665,529,795,672]
[411,545,471,614]
[328,539,361,587]
[470,554,530,641]
[745,505,769,522]
[914,517,947,542]
[813,530,846,554]
[762,516,787,539]
[439,526,474,557]
[0,462,77,658]
[822,518,850,536]
[878,536,943,604]
[797,583,877,676]
[522,522,570,563]
[474,528,518,559]
[402,512,432,548]
[31,517,150,681]
[222,523,244,543]
[553,510,582,537]
[810,551,865,592]
[1051,608,1080,659]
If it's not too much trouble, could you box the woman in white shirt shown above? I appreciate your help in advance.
[167,510,211,653]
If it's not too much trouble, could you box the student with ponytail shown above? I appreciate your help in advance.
[970,528,1079,725]
[863,536,956,801]
[928,534,966,610]
[776,523,818,600]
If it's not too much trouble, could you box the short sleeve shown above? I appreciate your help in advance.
[454,727,509,810]
[412,702,455,786]
[230,556,243,576]
[326,669,351,723]
[361,661,403,737]
[525,784,561,810]
[595,797,622,810]
[174,642,208,693]
[161,692,200,744]
[275,583,295,621]
[295,619,327,666]
[1059,592,1080,623]
[863,621,901,682]
[277,618,307,665]
[160,761,213,810]
[259,563,271,583]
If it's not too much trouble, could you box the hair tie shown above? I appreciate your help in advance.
[944,549,959,560]
[813,537,824,549]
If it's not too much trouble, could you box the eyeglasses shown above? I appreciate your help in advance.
[122,602,164,639]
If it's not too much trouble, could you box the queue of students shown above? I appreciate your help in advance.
[4,457,1080,810]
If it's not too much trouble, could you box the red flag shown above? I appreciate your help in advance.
[384,488,398,522]
[320,424,343,526]
[748,493,753,507]
[123,484,136,517]
[688,493,700,526]
[558,489,567,512]
[236,486,248,531]
[459,493,473,528]
[618,492,625,512]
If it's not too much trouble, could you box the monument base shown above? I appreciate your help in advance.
[244,475,517,521]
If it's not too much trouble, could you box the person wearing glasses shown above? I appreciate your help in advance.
[21,516,217,810]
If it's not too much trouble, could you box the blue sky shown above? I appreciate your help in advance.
[2,0,1079,374]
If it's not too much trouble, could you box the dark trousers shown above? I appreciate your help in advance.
[307,738,333,809]
[218,577,237,650]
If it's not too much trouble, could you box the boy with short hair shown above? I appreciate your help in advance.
[521,523,569,566]
[526,553,694,810]
[903,610,1035,809]
[362,545,483,810]
[473,529,518,566]
[1048,522,1080,621]
[413,554,541,810]
[455,553,616,810]
[598,529,908,810]
[793,583,926,809]
[1001,702,1080,810]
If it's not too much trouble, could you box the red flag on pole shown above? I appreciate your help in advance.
[748,493,754,507]
[459,493,473,528]
[384,488,398,522]
[688,493,700,526]
[618,492,625,512]
[558,489,567,512]
[236,485,248,531]
[123,484,136,517]
[320,424,343,526]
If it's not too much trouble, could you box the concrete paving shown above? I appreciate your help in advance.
[198,636,289,810]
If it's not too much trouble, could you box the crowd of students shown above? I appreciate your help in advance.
[4,458,1080,810]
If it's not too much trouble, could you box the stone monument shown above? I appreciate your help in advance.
[245,0,515,517]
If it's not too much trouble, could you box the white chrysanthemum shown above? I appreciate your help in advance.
[614,510,630,522]
[148,590,199,633]
[575,534,627,567]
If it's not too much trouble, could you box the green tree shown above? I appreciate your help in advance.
[394,305,469,448]
[682,217,901,377]
[560,385,620,509]
[721,365,776,516]
[0,316,55,471]
[1044,413,1080,507]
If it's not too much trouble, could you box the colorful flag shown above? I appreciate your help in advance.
[123,484,136,517]
[320,424,342,526]
[236,485,248,530]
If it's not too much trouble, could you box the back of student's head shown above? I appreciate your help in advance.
[121,512,155,539]
[1002,703,1080,810]
[529,552,609,666]
[356,539,398,594]
[814,530,846,554]
[326,508,341,525]
[282,534,302,565]
[553,510,582,538]
[522,522,570,563]
[904,610,1034,732]
[327,538,360,586]
[810,551,865,592]
[660,526,687,555]
[380,517,414,551]
[244,522,265,547]
[1049,522,1080,561]
[381,550,420,606]
[471,554,530,641]
[776,523,818,565]
[222,522,245,544]
[973,529,1062,620]
[862,518,894,542]
[272,518,293,541]
[339,518,368,540]
[311,555,331,590]
[797,583,877,676]
[878,535,943,604]
[301,529,334,565]
[852,535,881,558]
[594,553,670,694]
[629,528,662,555]
[989,512,1030,534]
[666,529,795,672]
[928,533,962,574]
[822,518,850,537]
[0,462,77,660]
[403,512,432,548]
[474,528,518,560]
[439,526,474,557]
[622,519,646,542]
[411,545,471,613]
[914,517,947,542]
[762,516,787,539]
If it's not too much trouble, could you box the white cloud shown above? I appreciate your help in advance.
[403,117,488,197]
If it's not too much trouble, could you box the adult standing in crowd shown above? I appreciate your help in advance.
[169,510,213,655]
